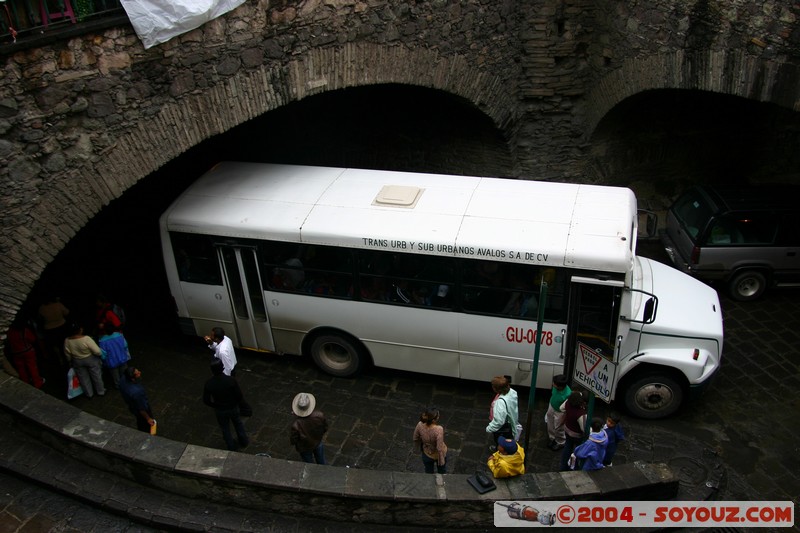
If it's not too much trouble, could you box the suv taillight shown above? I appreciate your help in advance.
[690,246,700,265]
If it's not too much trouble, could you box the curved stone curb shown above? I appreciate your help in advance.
[0,372,678,527]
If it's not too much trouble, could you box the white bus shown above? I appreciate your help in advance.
[159,162,723,418]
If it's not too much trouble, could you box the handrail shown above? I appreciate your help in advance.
[1,0,125,46]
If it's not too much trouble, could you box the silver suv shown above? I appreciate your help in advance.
[661,184,800,301]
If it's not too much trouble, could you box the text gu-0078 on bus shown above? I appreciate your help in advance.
[159,162,723,419]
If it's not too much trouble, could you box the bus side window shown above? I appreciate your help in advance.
[261,241,305,291]
[367,252,451,309]
[501,265,538,317]
[463,260,508,314]
[543,269,567,321]
[272,258,305,290]
[461,262,566,321]
[299,244,354,298]
[389,278,414,304]
[415,256,454,309]
[357,251,393,302]
[360,276,390,301]
[429,283,452,308]
[170,232,223,285]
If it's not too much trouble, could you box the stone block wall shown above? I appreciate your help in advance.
[1,0,798,339]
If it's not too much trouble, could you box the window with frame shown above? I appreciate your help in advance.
[357,250,455,309]
[461,259,566,322]
[707,213,778,245]
[258,240,570,320]
[261,241,354,298]
[170,232,223,285]
[673,189,714,240]
[776,213,800,246]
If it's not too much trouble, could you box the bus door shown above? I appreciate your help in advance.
[563,277,624,381]
[217,244,276,351]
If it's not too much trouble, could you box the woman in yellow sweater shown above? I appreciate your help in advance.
[63,323,106,398]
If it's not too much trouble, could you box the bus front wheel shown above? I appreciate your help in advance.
[310,333,364,377]
[623,373,684,419]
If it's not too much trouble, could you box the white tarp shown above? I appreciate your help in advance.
[120,0,247,49]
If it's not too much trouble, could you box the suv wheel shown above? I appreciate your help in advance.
[728,270,766,301]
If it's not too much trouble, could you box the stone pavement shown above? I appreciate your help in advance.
[0,434,438,533]
[0,469,163,533]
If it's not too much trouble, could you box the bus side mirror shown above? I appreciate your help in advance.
[643,297,656,323]
[637,209,658,239]
[621,290,657,324]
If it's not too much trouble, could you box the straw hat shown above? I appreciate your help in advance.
[291,392,316,417]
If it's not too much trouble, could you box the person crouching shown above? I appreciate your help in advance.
[488,436,525,478]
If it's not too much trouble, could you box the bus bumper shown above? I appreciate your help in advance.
[687,366,719,403]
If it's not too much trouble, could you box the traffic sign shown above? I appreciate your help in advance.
[573,342,617,403]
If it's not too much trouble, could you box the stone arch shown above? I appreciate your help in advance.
[584,50,800,134]
[95,42,518,193]
[1,42,518,333]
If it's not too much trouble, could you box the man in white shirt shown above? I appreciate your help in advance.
[204,327,237,376]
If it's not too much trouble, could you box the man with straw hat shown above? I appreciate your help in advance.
[290,392,329,464]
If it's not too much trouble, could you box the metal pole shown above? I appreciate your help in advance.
[523,281,547,470]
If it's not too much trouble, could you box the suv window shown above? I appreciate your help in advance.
[777,213,800,246]
[673,189,713,240]
[706,213,778,246]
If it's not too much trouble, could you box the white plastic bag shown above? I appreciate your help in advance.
[120,0,246,49]
[66,368,83,400]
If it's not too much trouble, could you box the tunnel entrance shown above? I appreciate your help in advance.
[589,89,800,210]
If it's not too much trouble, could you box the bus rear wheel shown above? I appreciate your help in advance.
[623,373,683,419]
[310,333,364,377]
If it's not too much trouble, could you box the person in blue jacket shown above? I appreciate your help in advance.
[572,417,608,471]
[99,323,131,388]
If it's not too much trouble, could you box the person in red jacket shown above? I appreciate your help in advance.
[95,294,122,336]
[6,318,45,388]
[559,391,587,471]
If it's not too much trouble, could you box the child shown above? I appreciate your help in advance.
[572,417,608,471]
[602,412,625,466]
[488,436,526,478]
[545,374,571,450]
